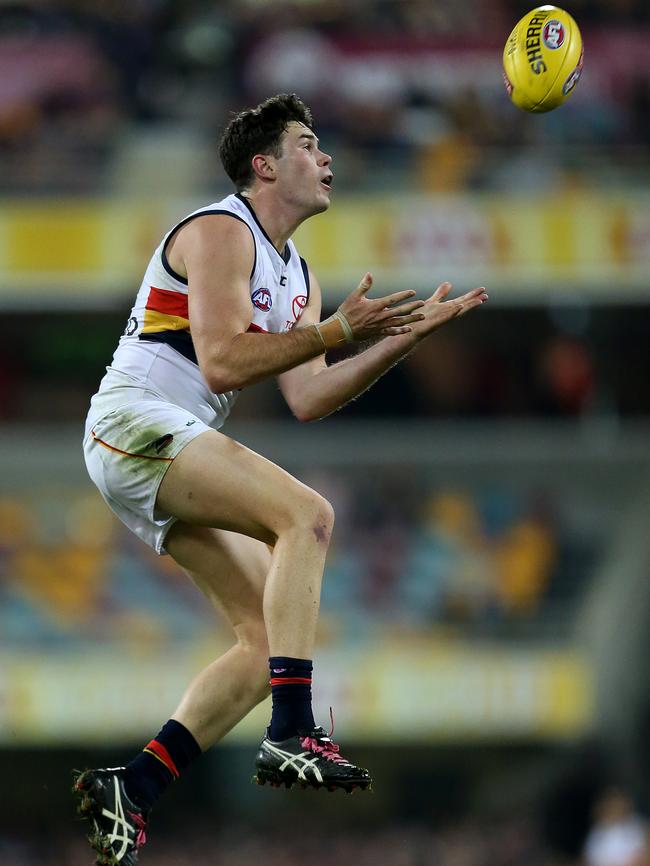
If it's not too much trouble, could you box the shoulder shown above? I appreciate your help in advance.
[172,194,256,246]
[177,210,255,257]
[170,211,256,281]
[181,211,254,244]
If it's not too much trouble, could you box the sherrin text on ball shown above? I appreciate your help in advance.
[503,5,584,113]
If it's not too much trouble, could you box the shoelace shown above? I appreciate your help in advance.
[300,735,349,764]
[300,707,348,764]
[128,812,148,850]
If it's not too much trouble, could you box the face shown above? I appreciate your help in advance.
[273,121,334,215]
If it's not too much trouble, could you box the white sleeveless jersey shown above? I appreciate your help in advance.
[90,193,311,430]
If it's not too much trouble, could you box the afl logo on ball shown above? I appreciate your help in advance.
[563,47,584,95]
[542,20,565,49]
[252,288,272,311]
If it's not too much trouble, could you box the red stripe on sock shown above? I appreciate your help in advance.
[145,739,180,778]
[270,676,312,686]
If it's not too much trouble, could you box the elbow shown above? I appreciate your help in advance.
[291,402,327,423]
[293,410,317,423]
[204,364,246,394]
[287,388,333,423]
[289,401,314,423]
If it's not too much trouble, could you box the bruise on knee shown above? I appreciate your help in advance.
[313,521,331,545]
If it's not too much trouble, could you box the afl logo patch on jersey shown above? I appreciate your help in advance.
[252,288,273,311]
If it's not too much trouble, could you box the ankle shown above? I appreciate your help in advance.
[268,656,315,741]
[123,719,202,812]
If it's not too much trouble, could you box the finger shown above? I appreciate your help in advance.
[378,299,424,320]
[374,289,418,308]
[381,326,412,336]
[353,272,373,296]
[381,313,426,328]
[452,294,488,318]
[430,282,452,302]
[453,288,488,312]
[456,286,488,303]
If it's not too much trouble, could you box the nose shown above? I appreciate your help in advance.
[318,149,332,167]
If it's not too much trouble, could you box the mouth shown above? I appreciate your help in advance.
[320,173,334,191]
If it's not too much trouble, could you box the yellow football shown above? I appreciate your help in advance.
[503,5,584,113]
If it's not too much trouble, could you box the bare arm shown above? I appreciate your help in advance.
[174,216,424,392]
[279,273,488,422]
[179,216,324,392]
[278,273,413,421]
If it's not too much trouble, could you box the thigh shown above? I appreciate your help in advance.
[84,396,214,553]
[164,520,271,639]
[156,429,326,545]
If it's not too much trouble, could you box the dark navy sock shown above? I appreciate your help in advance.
[122,719,202,812]
[268,656,315,741]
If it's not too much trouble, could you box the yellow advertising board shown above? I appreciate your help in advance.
[0,640,592,745]
[0,193,648,306]
[294,193,650,295]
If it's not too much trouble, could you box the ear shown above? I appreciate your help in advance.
[251,153,276,183]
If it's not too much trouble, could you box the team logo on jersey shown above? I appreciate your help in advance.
[252,288,273,311]
[292,295,307,320]
[542,20,565,49]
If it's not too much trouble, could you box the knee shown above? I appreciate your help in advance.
[313,494,335,544]
[236,620,269,659]
[286,490,335,546]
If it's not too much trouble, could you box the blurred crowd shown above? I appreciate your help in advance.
[0,0,648,193]
[0,817,559,866]
[0,464,598,647]
[317,472,568,639]
[2,787,649,866]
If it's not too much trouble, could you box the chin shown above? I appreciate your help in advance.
[314,195,331,214]
[297,193,330,219]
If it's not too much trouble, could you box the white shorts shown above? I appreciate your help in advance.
[83,395,212,554]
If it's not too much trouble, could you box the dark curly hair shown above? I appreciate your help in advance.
[218,93,314,192]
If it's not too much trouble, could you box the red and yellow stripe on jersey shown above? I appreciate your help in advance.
[142,285,189,333]
[139,286,197,362]
[139,284,271,363]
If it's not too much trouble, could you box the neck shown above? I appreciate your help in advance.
[239,188,306,254]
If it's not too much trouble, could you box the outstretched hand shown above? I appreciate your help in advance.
[337,275,487,345]
[407,282,488,341]
[337,273,426,341]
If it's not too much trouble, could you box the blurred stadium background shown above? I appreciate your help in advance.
[1,0,650,863]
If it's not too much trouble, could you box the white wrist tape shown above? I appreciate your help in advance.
[313,309,355,350]
[331,310,354,342]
